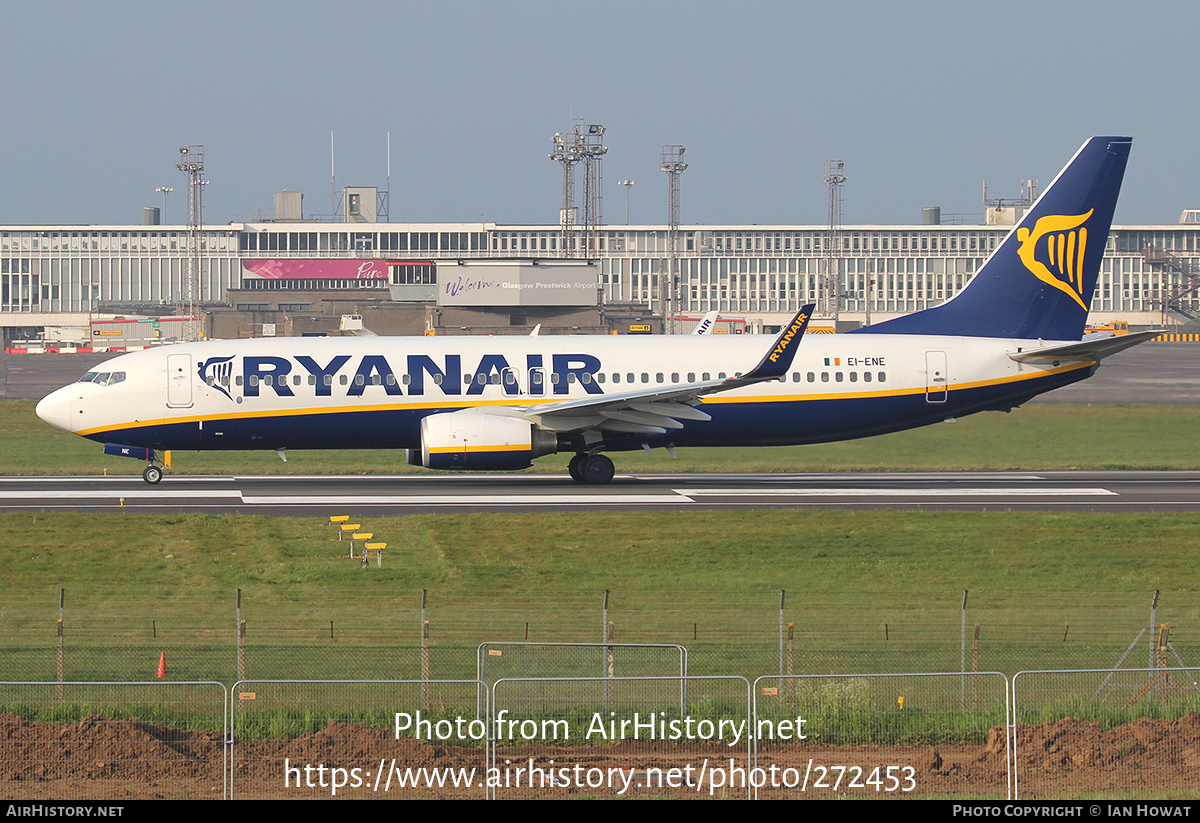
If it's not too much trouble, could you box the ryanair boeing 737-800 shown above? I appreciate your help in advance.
[36,137,1151,485]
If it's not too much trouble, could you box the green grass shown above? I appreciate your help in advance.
[2,509,1200,685]
[6,398,1200,474]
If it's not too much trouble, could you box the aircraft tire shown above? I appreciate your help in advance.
[568,453,586,482]
[581,454,615,485]
[143,465,163,485]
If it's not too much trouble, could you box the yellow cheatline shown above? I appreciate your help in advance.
[76,396,556,438]
[428,444,529,455]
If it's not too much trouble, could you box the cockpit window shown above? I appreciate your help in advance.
[78,371,125,386]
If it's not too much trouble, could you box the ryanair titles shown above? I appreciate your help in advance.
[198,352,604,401]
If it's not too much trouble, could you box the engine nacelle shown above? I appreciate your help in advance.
[407,410,557,471]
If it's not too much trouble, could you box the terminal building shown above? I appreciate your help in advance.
[3,192,1199,344]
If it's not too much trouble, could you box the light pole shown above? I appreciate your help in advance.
[155,187,173,223]
[618,179,635,224]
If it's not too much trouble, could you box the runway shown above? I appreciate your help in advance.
[2,471,1199,514]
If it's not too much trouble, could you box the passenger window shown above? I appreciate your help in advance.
[835,372,844,382]
[849,372,858,383]
[807,372,815,382]
[821,372,829,382]
[878,372,886,382]
[355,375,365,386]
[433,374,443,385]
[864,372,872,383]
[340,375,348,385]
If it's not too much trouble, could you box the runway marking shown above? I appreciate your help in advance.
[0,489,242,499]
[239,494,685,506]
[680,487,1118,497]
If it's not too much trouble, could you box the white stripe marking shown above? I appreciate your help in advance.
[681,487,1117,497]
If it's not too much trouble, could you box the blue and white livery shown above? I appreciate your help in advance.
[36,137,1149,484]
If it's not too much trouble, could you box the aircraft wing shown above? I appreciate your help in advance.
[525,305,814,435]
[1008,330,1162,364]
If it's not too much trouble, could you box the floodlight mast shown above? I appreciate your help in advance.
[824,159,847,324]
[175,146,206,342]
[661,145,687,333]
[549,132,580,258]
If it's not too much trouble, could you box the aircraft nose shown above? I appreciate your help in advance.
[35,388,74,433]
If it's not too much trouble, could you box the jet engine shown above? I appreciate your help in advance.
[407,409,558,471]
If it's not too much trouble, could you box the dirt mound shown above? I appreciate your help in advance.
[2,713,1199,798]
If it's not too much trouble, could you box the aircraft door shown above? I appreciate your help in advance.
[925,350,948,403]
[167,353,194,408]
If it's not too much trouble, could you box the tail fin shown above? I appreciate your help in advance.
[856,136,1132,340]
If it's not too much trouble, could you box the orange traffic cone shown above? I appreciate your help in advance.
[157,652,166,679]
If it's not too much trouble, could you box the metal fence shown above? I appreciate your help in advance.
[6,588,1197,686]
[0,681,227,801]
[5,669,1200,799]
[752,672,1010,799]
[229,679,489,799]
[1012,667,1200,799]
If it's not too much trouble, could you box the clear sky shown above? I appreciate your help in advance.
[1,0,1194,227]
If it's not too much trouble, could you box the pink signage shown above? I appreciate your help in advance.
[243,259,390,280]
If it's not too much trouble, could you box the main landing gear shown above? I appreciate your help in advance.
[568,453,615,485]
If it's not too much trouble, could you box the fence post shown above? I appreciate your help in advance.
[238,621,246,681]
[961,589,969,709]
[606,621,615,706]
[56,590,63,700]
[779,590,786,678]
[422,620,430,710]
[786,623,795,712]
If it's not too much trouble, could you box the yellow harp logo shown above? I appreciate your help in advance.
[1016,209,1093,310]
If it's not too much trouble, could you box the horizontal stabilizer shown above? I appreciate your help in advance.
[1008,330,1162,363]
